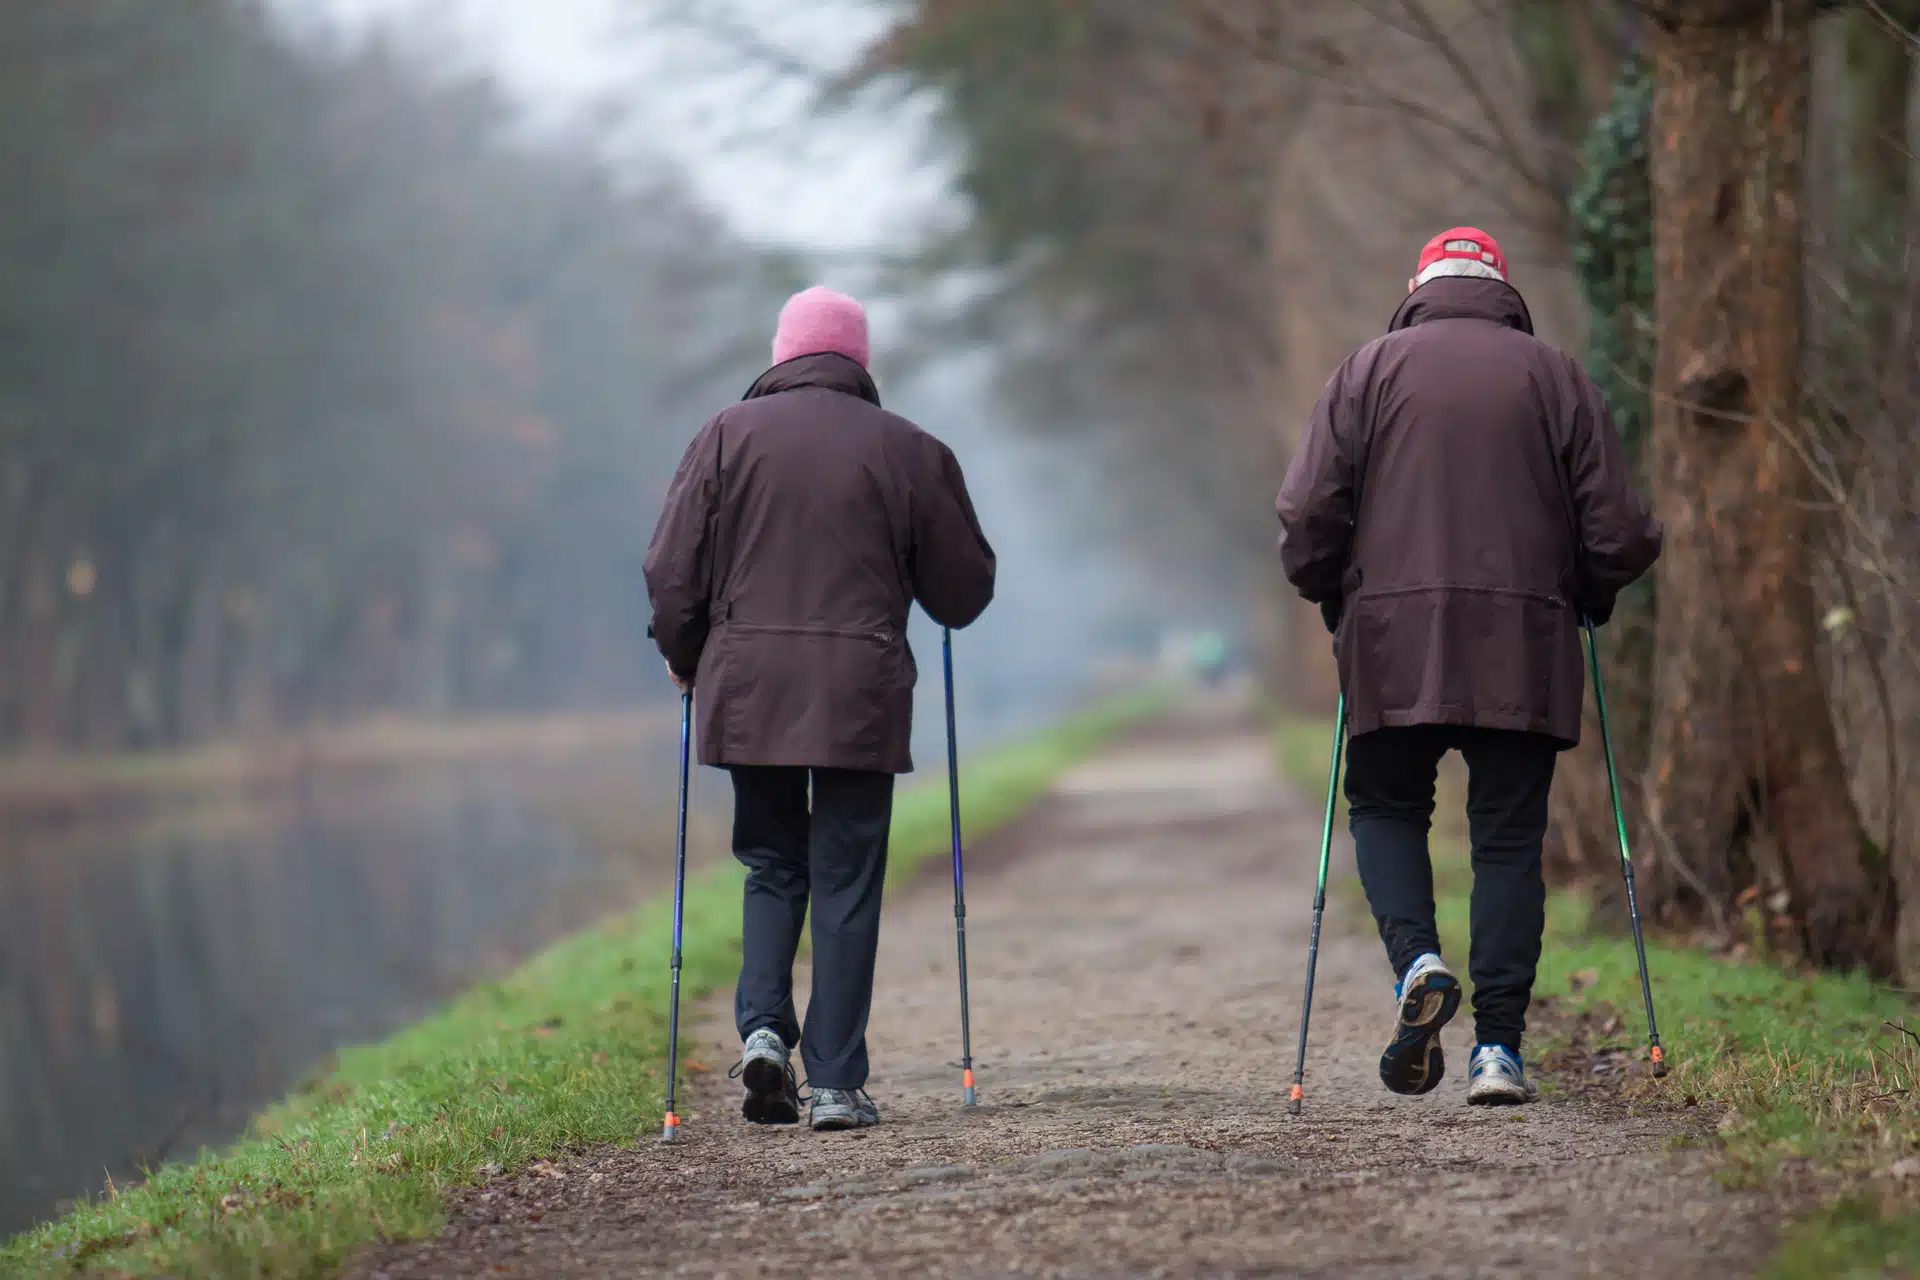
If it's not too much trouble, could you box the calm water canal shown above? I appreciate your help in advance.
[0,714,730,1234]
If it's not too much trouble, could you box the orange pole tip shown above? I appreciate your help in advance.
[1650,1046,1665,1064]
[664,1112,679,1127]
[962,1069,975,1088]
[1288,1084,1303,1102]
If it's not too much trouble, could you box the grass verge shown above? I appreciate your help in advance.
[5,687,1170,1278]
[1276,717,1920,1279]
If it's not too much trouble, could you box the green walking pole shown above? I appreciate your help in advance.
[1584,619,1667,1078]
[1288,695,1347,1115]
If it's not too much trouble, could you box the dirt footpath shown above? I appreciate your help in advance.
[368,700,1776,1278]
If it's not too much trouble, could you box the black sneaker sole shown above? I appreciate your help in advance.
[1379,971,1462,1096]
[740,1057,800,1125]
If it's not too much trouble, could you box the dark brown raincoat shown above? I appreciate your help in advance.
[646,353,996,772]
[1276,276,1662,746]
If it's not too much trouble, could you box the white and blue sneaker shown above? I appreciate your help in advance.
[1466,1043,1539,1105]
[1380,952,1461,1096]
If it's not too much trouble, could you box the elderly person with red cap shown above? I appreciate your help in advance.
[645,287,996,1131]
[1276,229,1661,1104]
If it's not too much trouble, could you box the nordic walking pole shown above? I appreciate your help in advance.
[1288,695,1348,1115]
[1584,619,1667,1078]
[661,689,694,1141]
[943,627,977,1107]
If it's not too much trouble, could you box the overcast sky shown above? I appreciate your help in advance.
[274,0,957,257]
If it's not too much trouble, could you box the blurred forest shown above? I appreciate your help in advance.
[868,1,1920,980]
[0,0,792,751]
[6,0,1918,985]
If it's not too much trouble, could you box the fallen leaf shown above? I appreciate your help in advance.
[591,1052,609,1065]
[685,1059,714,1074]
[490,1126,504,1140]
[1569,968,1600,993]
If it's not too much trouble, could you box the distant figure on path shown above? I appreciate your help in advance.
[645,286,996,1131]
[1275,228,1661,1104]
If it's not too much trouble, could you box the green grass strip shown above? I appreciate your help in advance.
[6,687,1170,1278]
[1276,717,1920,1278]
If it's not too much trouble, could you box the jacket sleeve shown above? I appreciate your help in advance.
[643,416,723,679]
[1276,359,1360,604]
[1563,359,1663,623]
[910,437,997,629]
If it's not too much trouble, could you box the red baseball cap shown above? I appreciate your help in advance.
[1413,227,1507,286]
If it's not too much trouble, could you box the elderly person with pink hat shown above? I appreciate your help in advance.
[645,287,996,1132]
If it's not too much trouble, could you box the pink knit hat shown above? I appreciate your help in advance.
[771,286,870,369]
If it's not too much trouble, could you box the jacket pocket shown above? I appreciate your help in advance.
[1341,583,1570,727]
[720,622,912,757]
[1354,581,1566,609]
[727,622,900,645]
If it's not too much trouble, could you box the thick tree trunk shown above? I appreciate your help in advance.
[1643,0,1888,972]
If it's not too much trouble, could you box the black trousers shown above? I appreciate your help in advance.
[730,765,894,1090]
[1344,725,1558,1053]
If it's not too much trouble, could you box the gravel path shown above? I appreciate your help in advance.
[367,700,1776,1278]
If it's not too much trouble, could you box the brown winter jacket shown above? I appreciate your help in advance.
[644,352,996,772]
[1275,276,1661,746]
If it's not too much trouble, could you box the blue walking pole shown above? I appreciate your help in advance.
[662,690,693,1141]
[944,628,977,1107]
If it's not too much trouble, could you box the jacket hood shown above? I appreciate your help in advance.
[743,351,881,406]
[1388,275,1534,336]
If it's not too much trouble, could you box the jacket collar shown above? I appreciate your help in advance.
[1388,275,1535,335]
[743,351,881,405]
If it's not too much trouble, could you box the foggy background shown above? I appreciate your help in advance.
[14,0,1909,1240]
[0,0,1208,1232]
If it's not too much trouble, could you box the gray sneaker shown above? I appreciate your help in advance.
[1466,1044,1539,1105]
[809,1087,879,1131]
[732,1028,800,1125]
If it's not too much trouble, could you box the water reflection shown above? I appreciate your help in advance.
[0,715,727,1234]
[0,663,1072,1234]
